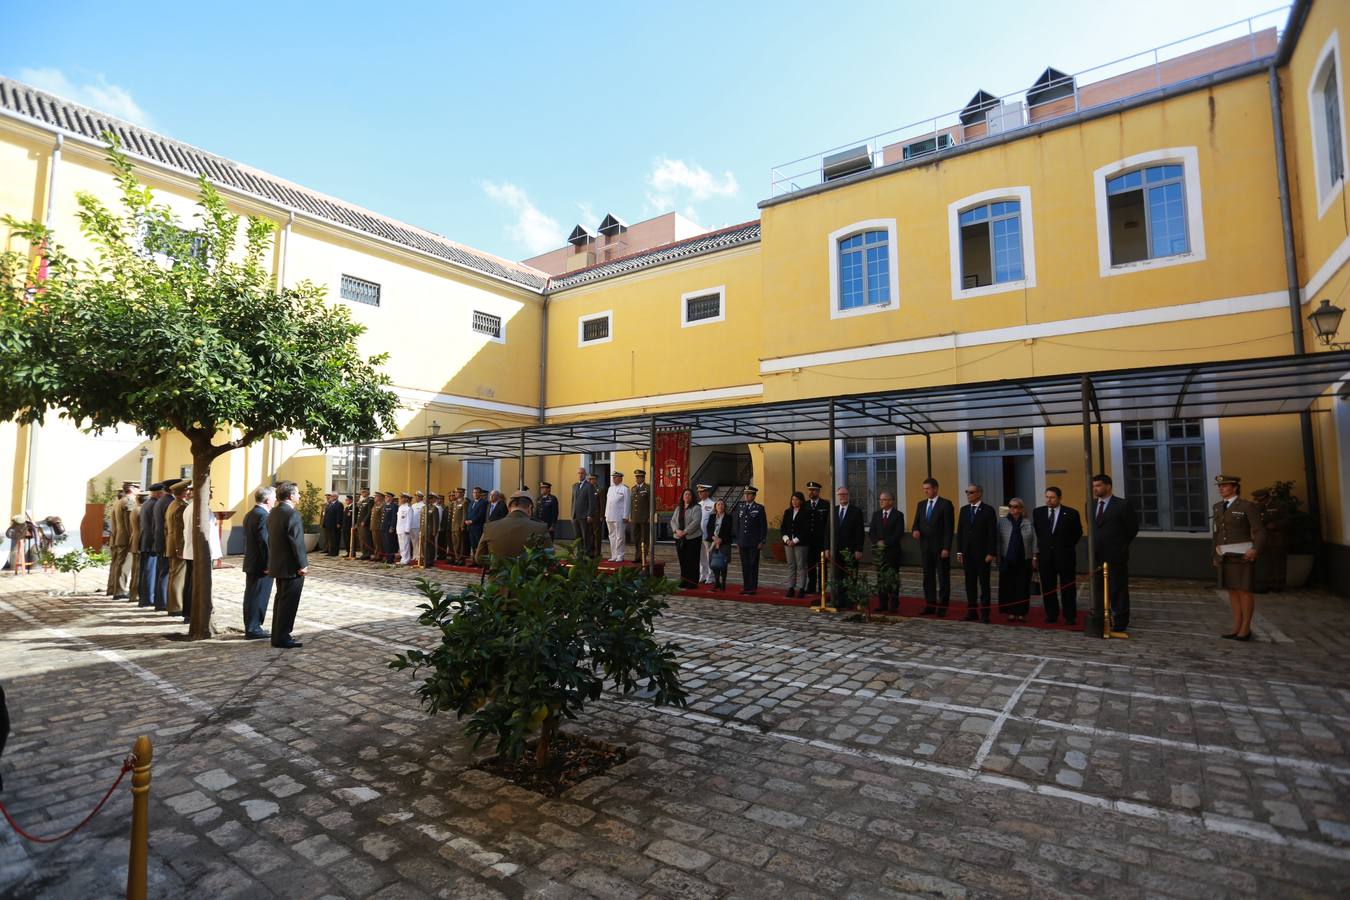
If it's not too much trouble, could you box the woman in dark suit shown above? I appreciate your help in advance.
[670,488,703,589]
[997,498,1037,622]
[705,499,734,591]
[780,491,808,597]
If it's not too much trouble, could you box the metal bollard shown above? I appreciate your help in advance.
[126,735,152,900]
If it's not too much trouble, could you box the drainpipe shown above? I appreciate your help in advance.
[1268,63,1323,546]
[22,134,62,513]
[536,293,548,489]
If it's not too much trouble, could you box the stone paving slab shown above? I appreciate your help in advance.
[0,557,1348,898]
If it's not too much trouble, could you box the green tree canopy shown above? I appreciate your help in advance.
[1,137,400,638]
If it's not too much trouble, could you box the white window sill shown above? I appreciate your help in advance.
[1317,177,1345,220]
[1101,251,1204,278]
[831,300,896,321]
[954,279,1030,300]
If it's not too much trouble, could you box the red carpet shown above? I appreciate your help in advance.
[676,585,1083,631]
[432,560,666,577]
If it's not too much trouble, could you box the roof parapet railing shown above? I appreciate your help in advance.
[768,6,1291,197]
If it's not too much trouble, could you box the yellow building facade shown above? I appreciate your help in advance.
[2,0,1348,588]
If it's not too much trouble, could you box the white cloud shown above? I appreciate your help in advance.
[648,157,739,201]
[482,181,563,255]
[575,200,597,227]
[19,67,153,128]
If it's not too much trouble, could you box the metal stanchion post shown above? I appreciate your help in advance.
[126,735,152,900]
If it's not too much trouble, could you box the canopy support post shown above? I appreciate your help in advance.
[1083,375,1103,639]
[790,441,797,492]
[423,436,432,569]
[827,400,837,607]
[925,433,933,479]
[648,416,657,577]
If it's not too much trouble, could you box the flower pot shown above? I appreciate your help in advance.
[304,532,320,552]
[81,503,107,551]
[1285,554,1314,589]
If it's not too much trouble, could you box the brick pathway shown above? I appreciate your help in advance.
[1,555,1348,898]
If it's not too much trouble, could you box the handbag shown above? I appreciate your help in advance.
[709,547,729,571]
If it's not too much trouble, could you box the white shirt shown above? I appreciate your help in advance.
[698,497,715,528]
[1048,506,1060,532]
[181,500,223,561]
[396,504,413,534]
[605,483,631,520]
[411,501,424,529]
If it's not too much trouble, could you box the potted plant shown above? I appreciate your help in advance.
[1250,480,1317,590]
[298,480,323,552]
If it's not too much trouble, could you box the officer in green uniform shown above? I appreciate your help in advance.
[630,469,653,564]
[1212,474,1266,642]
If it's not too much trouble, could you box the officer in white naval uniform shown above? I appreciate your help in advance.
[605,472,632,562]
[697,484,716,583]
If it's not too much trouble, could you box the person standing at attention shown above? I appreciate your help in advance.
[1090,474,1139,634]
[242,486,274,640]
[956,484,998,623]
[605,471,631,562]
[266,482,308,649]
[1032,487,1082,625]
[1212,474,1265,642]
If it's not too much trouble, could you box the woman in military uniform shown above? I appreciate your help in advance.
[1212,474,1266,642]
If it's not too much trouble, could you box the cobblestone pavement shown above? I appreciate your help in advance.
[1,553,1348,899]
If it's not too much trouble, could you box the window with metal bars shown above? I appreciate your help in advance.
[1122,418,1206,531]
[330,447,371,495]
[472,311,502,340]
[580,314,610,344]
[843,436,897,520]
[685,293,722,323]
[340,275,381,307]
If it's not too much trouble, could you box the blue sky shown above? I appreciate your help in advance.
[4,0,1287,263]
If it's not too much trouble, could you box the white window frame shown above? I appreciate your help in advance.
[1309,31,1349,220]
[578,310,613,346]
[828,218,900,320]
[680,285,726,328]
[470,309,506,344]
[1093,147,1206,278]
[947,186,1037,300]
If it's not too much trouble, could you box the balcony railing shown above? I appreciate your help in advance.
[768,7,1291,197]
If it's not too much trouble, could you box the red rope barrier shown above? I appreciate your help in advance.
[0,754,134,844]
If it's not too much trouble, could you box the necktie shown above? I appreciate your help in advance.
[1051,509,1058,533]
[1096,501,1105,524]
[971,504,977,523]
[926,500,934,520]
[883,510,889,522]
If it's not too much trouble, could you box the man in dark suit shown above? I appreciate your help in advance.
[570,468,594,555]
[242,486,275,640]
[1089,474,1139,633]
[1033,486,1083,625]
[266,482,308,649]
[957,484,998,623]
[869,492,905,612]
[487,490,508,522]
[138,482,164,607]
[733,486,767,595]
[380,492,399,563]
[321,492,343,557]
[151,481,174,611]
[828,486,866,599]
[912,478,955,616]
[803,481,830,597]
[466,487,489,558]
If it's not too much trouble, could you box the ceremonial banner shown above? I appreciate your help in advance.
[654,429,691,512]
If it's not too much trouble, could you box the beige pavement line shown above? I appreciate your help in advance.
[642,704,1350,863]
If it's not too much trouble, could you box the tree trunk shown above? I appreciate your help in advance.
[536,715,556,769]
[187,447,218,640]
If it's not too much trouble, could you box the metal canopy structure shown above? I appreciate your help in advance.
[361,351,1350,459]
[358,350,1349,637]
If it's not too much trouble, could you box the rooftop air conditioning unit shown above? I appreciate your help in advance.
[822,144,873,182]
[985,101,1027,135]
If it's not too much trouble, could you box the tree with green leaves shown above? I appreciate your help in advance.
[0,137,399,639]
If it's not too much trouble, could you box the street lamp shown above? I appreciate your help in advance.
[1308,299,1347,349]
[430,420,442,436]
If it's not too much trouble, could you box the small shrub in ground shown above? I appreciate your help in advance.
[53,548,111,592]
[390,545,686,770]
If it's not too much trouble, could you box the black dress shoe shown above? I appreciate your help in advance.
[271,640,303,649]
[963,612,979,622]
[785,589,795,599]
[920,606,936,616]
[1234,633,1253,642]
[746,589,757,596]
[1221,633,1238,640]
[245,631,270,640]
[114,593,129,600]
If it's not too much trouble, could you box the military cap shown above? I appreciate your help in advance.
[696,483,711,491]
[414,490,424,497]
[122,480,141,489]
[509,489,534,503]
[1214,474,1241,486]
[742,486,759,495]
[147,482,166,492]
[539,481,552,488]
[400,492,411,499]
[633,468,646,476]
[587,474,598,480]
[612,471,623,478]
[806,481,822,489]
[170,481,191,495]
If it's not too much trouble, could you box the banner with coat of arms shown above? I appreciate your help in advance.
[654,428,691,512]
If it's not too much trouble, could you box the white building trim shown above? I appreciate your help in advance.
[578,309,614,346]
[828,218,900,320]
[894,435,908,522]
[546,383,763,418]
[956,432,970,501]
[460,459,502,492]
[1302,230,1350,303]
[947,186,1037,300]
[1308,31,1349,220]
[680,285,727,328]
[761,291,1286,374]
[1092,146,1206,278]
[1202,418,1223,505]
[393,385,539,418]
[1033,426,1047,505]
